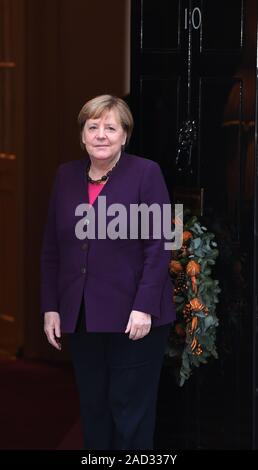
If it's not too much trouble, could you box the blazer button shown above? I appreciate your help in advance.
[81,267,87,274]
[82,242,88,251]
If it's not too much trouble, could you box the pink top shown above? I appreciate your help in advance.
[88,182,105,205]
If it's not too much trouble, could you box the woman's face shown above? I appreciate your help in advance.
[82,109,127,162]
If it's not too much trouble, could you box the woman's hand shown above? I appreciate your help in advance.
[125,310,152,340]
[44,311,62,350]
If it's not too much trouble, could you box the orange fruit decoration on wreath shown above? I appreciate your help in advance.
[186,260,201,293]
[189,297,204,311]
[169,260,183,274]
[183,231,193,243]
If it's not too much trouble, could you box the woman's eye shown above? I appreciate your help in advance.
[89,126,97,130]
[107,127,115,131]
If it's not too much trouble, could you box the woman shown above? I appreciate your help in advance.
[41,94,176,450]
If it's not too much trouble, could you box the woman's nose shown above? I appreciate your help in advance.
[96,127,106,139]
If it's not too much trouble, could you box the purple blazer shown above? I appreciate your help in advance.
[40,152,176,333]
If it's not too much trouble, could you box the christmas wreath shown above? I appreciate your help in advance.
[166,214,220,386]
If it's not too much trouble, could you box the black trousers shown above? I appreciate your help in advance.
[68,300,170,450]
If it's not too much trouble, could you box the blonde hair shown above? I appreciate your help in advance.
[78,94,134,150]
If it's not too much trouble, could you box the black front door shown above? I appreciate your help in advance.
[130,0,258,449]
